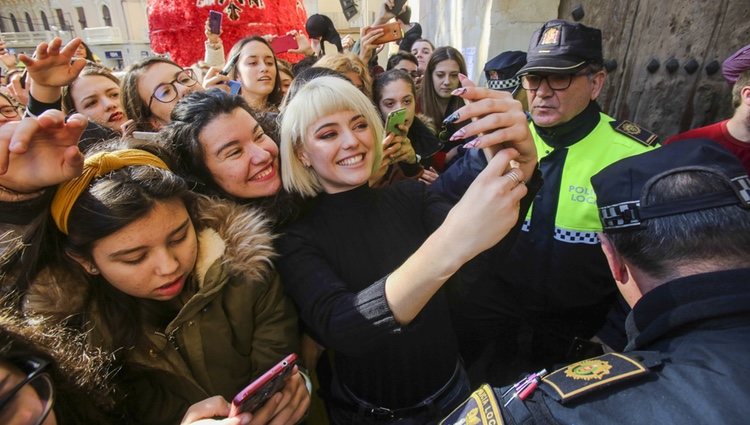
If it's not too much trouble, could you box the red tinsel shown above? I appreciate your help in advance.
[148,0,308,67]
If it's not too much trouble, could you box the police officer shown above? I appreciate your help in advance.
[442,139,750,424]
[484,50,528,110]
[488,20,659,380]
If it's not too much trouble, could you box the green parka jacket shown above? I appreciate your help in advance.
[22,197,301,425]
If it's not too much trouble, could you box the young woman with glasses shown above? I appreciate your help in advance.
[120,56,202,132]
[0,303,120,425]
[0,92,22,124]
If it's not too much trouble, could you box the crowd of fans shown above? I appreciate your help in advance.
[0,0,749,424]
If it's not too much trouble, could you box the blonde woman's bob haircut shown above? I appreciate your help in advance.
[280,76,384,198]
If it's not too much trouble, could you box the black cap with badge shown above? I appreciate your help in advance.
[484,50,526,92]
[592,139,750,233]
[517,19,603,76]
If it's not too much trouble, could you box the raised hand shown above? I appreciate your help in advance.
[0,110,86,193]
[19,38,86,89]
[444,74,537,182]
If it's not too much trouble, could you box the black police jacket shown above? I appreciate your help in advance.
[502,267,750,425]
[442,268,750,425]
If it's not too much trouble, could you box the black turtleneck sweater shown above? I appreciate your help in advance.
[276,181,459,408]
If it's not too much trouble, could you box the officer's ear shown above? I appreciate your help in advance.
[599,233,643,307]
[599,233,627,284]
[588,70,606,101]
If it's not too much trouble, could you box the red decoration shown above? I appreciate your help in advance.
[148,0,308,67]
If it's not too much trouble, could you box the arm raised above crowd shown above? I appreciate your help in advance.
[0,110,86,194]
[19,37,86,105]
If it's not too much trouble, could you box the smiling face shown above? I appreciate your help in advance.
[411,40,434,72]
[137,62,200,128]
[300,110,375,194]
[73,198,198,302]
[377,79,416,131]
[71,75,127,132]
[432,59,461,99]
[236,40,277,106]
[198,107,281,199]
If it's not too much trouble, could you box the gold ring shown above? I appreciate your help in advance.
[504,169,522,184]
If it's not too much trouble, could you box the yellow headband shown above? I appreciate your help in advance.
[51,149,170,235]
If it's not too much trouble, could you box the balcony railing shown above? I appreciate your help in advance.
[0,30,63,47]
[83,26,122,44]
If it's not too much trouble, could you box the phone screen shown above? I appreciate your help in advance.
[385,107,407,136]
[209,11,222,35]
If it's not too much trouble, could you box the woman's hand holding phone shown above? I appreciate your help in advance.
[181,396,251,425]
[202,67,231,92]
[246,366,309,425]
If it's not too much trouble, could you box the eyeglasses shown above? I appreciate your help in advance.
[0,357,55,425]
[521,69,592,91]
[147,69,198,109]
[0,105,20,119]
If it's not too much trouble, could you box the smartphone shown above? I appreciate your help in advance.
[271,34,298,55]
[227,80,242,95]
[229,353,298,417]
[385,107,407,136]
[220,51,241,76]
[132,131,159,142]
[208,10,223,35]
[369,22,403,45]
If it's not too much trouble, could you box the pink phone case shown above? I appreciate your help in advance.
[271,35,298,54]
[229,353,297,416]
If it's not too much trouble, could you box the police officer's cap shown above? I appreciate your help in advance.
[592,139,750,233]
[484,51,526,91]
[517,19,602,76]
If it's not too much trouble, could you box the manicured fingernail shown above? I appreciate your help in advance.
[463,137,480,149]
[451,87,467,96]
[449,128,466,141]
[443,111,460,124]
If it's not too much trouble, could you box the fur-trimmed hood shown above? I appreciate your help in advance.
[23,196,277,321]
[190,196,276,290]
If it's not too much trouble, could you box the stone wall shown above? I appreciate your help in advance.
[559,0,750,137]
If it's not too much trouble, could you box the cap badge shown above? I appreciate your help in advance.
[540,26,561,45]
[565,359,612,381]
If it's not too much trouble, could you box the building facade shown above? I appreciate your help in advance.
[1,0,152,69]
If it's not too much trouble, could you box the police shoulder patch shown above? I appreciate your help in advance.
[540,352,650,404]
[610,120,660,147]
[440,384,503,425]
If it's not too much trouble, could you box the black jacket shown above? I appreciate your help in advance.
[499,268,750,424]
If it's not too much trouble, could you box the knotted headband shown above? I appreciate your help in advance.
[51,149,170,234]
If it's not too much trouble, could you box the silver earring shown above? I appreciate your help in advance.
[90,266,99,275]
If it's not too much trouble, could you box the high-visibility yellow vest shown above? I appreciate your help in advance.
[525,113,658,243]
